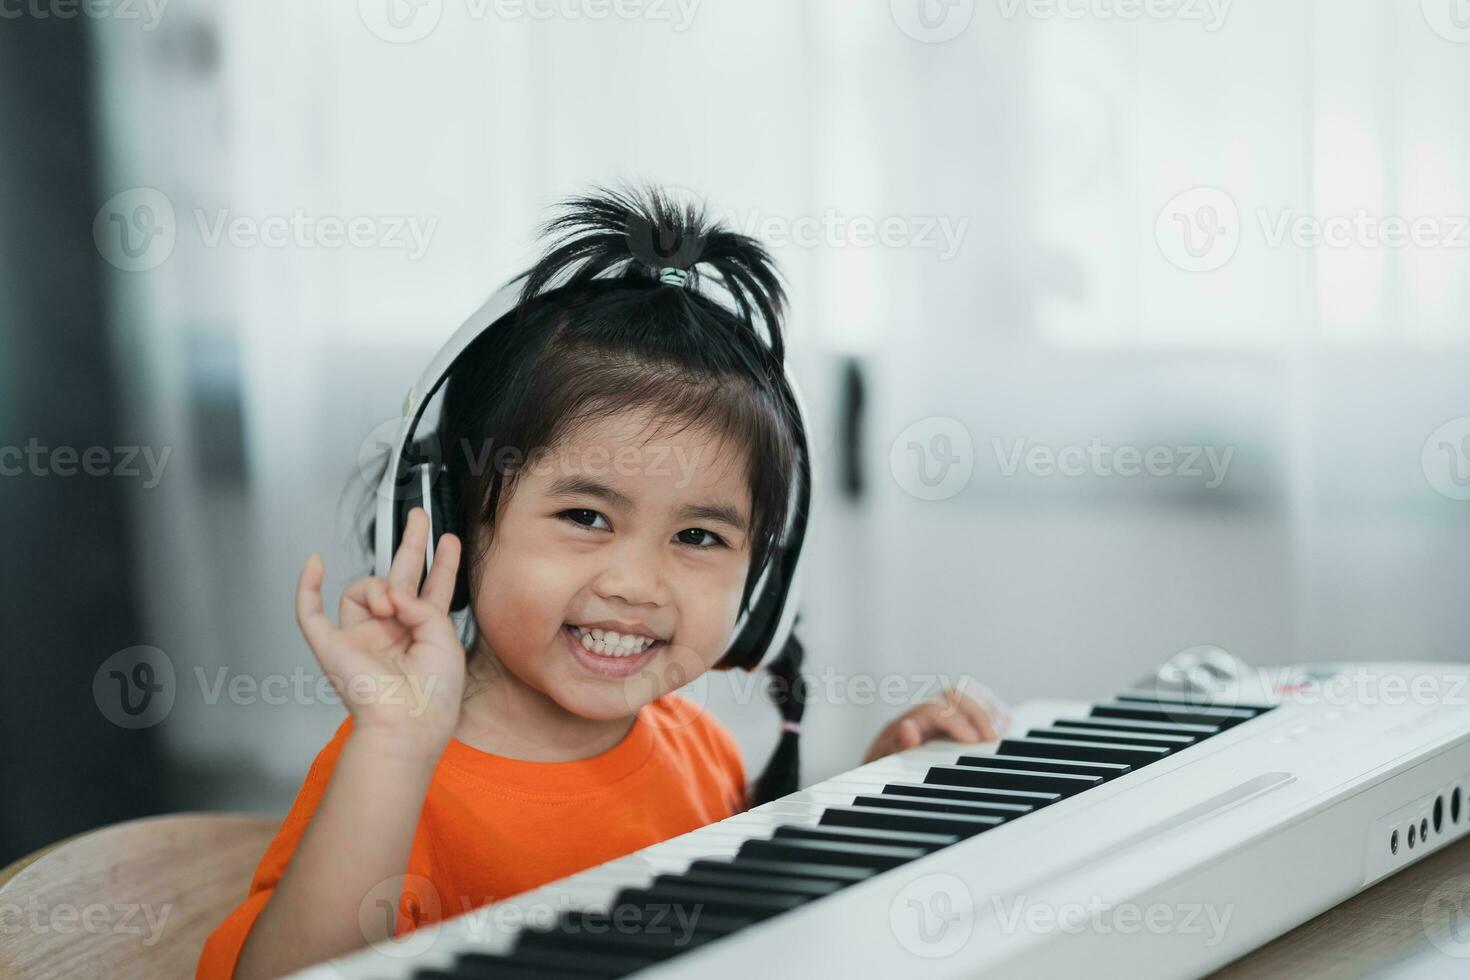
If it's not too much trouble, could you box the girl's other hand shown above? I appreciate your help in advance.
[861,681,1011,764]
[294,507,466,754]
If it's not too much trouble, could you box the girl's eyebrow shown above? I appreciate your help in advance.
[548,476,748,533]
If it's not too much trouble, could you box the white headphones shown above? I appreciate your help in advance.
[372,277,813,670]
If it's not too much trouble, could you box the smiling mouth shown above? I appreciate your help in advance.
[564,624,664,658]
[561,624,664,679]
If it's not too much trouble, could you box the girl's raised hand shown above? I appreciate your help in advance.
[860,681,1012,764]
[295,508,466,753]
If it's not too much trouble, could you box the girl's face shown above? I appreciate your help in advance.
[468,409,755,720]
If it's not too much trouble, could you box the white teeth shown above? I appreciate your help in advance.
[572,626,658,658]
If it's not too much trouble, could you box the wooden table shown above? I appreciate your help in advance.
[1211,835,1470,979]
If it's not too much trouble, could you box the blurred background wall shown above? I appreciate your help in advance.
[4,0,1469,861]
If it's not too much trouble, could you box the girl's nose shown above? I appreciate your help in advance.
[591,539,667,607]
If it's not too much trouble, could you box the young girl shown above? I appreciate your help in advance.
[198,185,1005,980]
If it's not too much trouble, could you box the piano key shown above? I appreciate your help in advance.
[1052,716,1220,738]
[772,822,959,851]
[1091,700,1256,729]
[1027,726,1196,750]
[562,907,753,938]
[514,917,720,962]
[819,805,1003,839]
[455,947,651,977]
[997,736,1171,767]
[925,764,1103,796]
[1116,692,1276,715]
[423,960,604,980]
[416,965,589,980]
[954,753,1132,780]
[854,793,1034,820]
[614,883,808,921]
[738,835,925,870]
[658,868,845,898]
[882,781,1062,807]
[710,856,877,884]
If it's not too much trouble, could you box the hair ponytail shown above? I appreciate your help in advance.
[521,184,788,362]
[750,623,808,805]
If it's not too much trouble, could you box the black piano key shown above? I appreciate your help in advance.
[562,907,752,937]
[659,868,845,898]
[883,781,1063,807]
[773,821,958,851]
[855,793,1033,820]
[1092,700,1255,729]
[998,736,1170,767]
[1054,716,1220,738]
[1028,726,1196,750]
[955,753,1131,780]
[516,917,717,961]
[709,856,877,884]
[820,804,1002,839]
[1116,693,1276,715]
[456,947,648,978]
[425,962,595,980]
[739,835,925,871]
[615,883,806,921]
[926,764,1102,796]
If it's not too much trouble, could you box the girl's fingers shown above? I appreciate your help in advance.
[421,533,461,612]
[387,507,429,595]
[295,555,336,657]
[388,585,462,651]
[864,717,925,763]
[942,685,1003,740]
[342,577,395,621]
[911,702,983,742]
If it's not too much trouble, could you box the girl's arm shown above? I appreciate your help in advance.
[233,508,466,979]
[232,730,444,979]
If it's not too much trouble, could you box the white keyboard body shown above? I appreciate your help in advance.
[296,661,1470,979]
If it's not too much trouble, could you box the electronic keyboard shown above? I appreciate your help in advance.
[293,659,1470,979]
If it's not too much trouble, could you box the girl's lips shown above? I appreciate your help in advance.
[561,625,662,679]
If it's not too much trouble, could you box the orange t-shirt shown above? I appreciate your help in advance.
[197,693,746,980]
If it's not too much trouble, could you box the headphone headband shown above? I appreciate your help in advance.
[372,276,812,670]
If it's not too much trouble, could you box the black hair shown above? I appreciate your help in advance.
[361,183,808,804]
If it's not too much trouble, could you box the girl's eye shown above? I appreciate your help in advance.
[675,527,726,549]
[555,514,723,552]
[558,508,610,531]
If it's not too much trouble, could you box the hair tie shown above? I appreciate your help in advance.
[780,720,802,735]
[658,266,690,287]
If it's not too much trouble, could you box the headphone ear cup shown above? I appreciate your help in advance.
[715,555,785,671]
[425,466,471,611]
